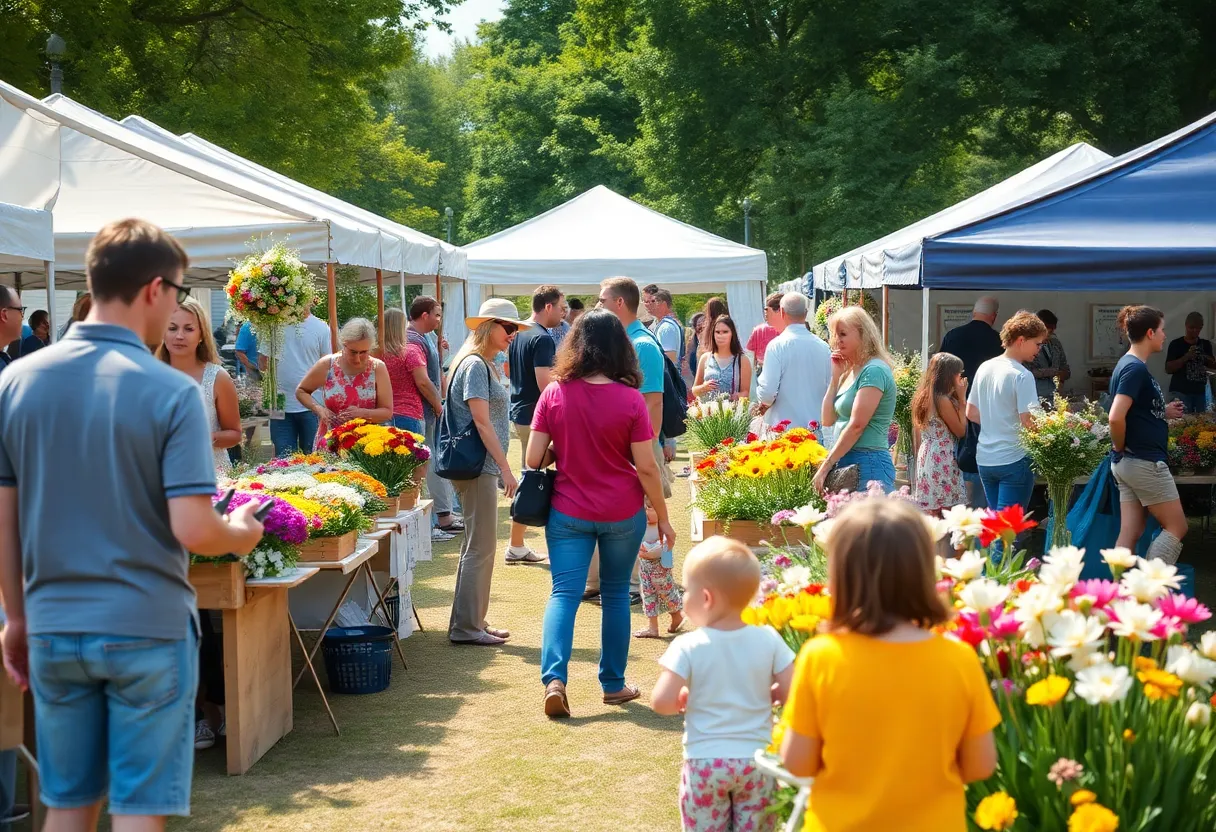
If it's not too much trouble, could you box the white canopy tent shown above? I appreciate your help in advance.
[0,202,54,271]
[462,185,768,345]
[810,142,1112,292]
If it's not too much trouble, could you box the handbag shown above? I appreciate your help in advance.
[824,463,860,494]
[434,357,491,480]
[956,420,980,474]
[510,468,557,526]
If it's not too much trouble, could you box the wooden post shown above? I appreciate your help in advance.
[434,270,443,365]
[882,285,890,346]
[375,268,385,355]
[326,263,338,352]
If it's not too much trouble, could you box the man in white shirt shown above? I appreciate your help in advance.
[756,292,831,431]
[259,306,332,456]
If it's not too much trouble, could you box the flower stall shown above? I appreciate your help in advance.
[1166,413,1216,475]
[691,425,830,546]
[325,419,431,507]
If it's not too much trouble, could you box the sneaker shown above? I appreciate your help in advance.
[505,546,546,564]
[194,719,216,750]
[431,528,456,542]
[218,718,226,738]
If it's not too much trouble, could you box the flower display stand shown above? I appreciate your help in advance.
[298,531,357,562]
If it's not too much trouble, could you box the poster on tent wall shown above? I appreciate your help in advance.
[937,305,973,345]
[1089,304,1127,363]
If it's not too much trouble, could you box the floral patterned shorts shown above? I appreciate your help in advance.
[679,757,775,831]
[639,557,683,618]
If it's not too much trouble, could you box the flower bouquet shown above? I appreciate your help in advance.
[225,242,319,417]
[692,426,829,545]
[1019,397,1111,548]
[325,419,430,498]
[192,491,309,584]
[940,545,1216,832]
[684,396,754,454]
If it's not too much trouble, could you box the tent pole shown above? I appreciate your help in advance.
[920,287,930,370]
[435,269,443,366]
[326,262,338,352]
[375,268,385,356]
[45,262,56,343]
[399,270,406,312]
[882,285,889,347]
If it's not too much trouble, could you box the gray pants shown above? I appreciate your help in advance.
[448,473,500,641]
[424,414,455,517]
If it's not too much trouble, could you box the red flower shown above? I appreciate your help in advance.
[953,620,987,649]
[249,482,264,490]
[340,435,358,451]
[980,504,1036,546]
[1014,578,1035,594]
[746,432,758,442]
[771,424,786,434]
[803,583,826,596]
[808,420,819,429]
[721,437,735,445]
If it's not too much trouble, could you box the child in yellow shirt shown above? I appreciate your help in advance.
[780,499,1001,832]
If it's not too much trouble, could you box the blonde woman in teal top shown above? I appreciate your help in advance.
[815,306,898,493]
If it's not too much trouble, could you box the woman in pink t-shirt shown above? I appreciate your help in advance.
[381,308,428,434]
[527,309,676,718]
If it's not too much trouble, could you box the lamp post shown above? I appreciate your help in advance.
[742,197,752,247]
[46,34,65,95]
[444,206,454,244]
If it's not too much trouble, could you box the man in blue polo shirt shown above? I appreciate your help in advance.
[0,219,265,826]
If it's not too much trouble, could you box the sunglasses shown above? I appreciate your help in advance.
[497,321,518,335]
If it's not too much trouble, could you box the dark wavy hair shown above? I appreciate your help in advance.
[707,314,743,357]
[552,309,642,388]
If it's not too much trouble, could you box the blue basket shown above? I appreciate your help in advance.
[321,626,394,694]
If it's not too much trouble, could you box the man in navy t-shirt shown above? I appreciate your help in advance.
[1108,305,1186,564]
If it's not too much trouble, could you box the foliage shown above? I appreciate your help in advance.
[1020,398,1111,547]
[313,266,382,329]
[684,396,754,452]
[693,425,827,521]
[892,351,922,459]
[939,546,1216,832]
[812,292,880,340]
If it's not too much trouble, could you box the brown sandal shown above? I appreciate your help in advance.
[602,683,641,705]
[544,680,570,718]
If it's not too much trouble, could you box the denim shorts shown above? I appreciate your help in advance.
[28,625,198,816]
[837,448,897,493]
[392,414,425,434]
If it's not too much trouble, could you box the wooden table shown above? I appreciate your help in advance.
[0,644,38,827]
[192,565,319,775]
[295,540,408,732]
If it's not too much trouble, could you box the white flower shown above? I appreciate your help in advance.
[245,471,318,492]
[925,516,951,542]
[1038,559,1083,594]
[303,483,366,510]
[1107,599,1163,641]
[811,518,835,545]
[941,505,985,540]
[1120,562,1180,603]
[1166,645,1216,686]
[790,504,826,528]
[1046,610,1106,659]
[959,579,1010,614]
[1071,436,1081,448]
[1186,702,1212,728]
[1100,547,1137,570]
[1044,545,1086,570]
[777,565,813,595]
[1201,631,1216,661]
[941,551,986,582]
[1066,645,1111,673]
[1091,423,1110,440]
[1074,663,1133,705]
[1013,584,1065,647]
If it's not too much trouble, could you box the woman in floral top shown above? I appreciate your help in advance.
[911,352,969,513]
[296,317,394,449]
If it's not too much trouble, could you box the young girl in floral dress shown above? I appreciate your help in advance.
[911,352,969,513]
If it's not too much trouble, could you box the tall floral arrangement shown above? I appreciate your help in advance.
[1019,398,1111,547]
[693,425,828,522]
[812,291,879,340]
[325,419,430,496]
[892,351,922,475]
[225,242,318,416]
[938,543,1216,832]
[684,396,754,452]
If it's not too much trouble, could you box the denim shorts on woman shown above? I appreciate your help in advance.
[27,625,198,816]
[837,448,897,493]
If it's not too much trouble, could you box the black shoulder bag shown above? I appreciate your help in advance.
[511,468,557,526]
[435,356,492,480]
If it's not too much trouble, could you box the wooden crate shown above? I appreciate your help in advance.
[189,560,246,609]
[695,517,808,549]
[298,530,357,562]
[376,495,400,519]
[0,644,22,751]
[398,486,420,510]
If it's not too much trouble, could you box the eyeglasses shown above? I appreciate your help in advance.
[154,276,190,305]
[1,306,25,316]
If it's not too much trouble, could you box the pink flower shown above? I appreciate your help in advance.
[772,553,792,569]
[1157,594,1211,624]
[989,612,1021,640]
[1070,579,1121,610]
[1151,618,1186,640]
[1047,758,1084,788]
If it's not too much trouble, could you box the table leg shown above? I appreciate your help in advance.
[293,568,363,689]
[413,602,424,632]
[366,566,408,670]
[289,613,339,736]
[223,588,293,776]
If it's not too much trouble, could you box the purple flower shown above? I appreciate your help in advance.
[771,509,796,526]
[215,490,309,545]
[414,446,431,462]
[773,553,792,568]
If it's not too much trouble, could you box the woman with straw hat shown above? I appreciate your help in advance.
[447,298,531,646]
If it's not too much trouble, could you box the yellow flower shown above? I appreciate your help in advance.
[364,441,386,457]
[1133,656,1157,673]
[767,720,786,754]
[789,615,820,633]
[1026,675,1071,707]
[975,791,1018,830]
[1122,729,1135,743]
[741,607,761,626]
[796,593,832,618]
[1070,790,1097,806]
[1068,802,1120,832]
[395,446,408,456]
[1137,668,1183,701]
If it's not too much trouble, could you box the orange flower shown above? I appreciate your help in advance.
[1138,668,1183,701]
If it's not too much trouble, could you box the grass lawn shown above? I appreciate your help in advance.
[183,466,697,831]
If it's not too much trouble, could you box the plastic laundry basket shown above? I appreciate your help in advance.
[321,625,394,694]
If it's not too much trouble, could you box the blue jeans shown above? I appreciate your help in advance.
[837,448,896,493]
[392,414,425,433]
[978,456,1035,516]
[1172,392,1208,414]
[962,470,989,509]
[541,507,647,692]
[270,410,319,457]
[28,627,199,816]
